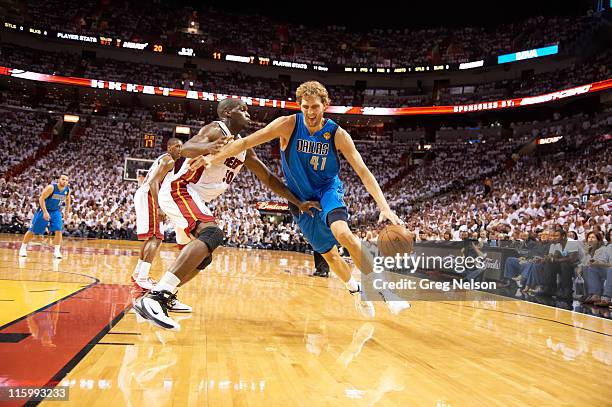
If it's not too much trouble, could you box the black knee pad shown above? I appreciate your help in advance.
[197,226,224,253]
[326,207,349,227]
[196,254,213,270]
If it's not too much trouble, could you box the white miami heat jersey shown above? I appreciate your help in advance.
[139,153,171,191]
[161,121,246,203]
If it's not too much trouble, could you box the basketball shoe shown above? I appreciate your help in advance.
[350,285,375,318]
[133,290,180,331]
[378,289,411,315]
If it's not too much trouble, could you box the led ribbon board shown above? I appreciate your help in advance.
[498,45,559,64]
[1,66,610,116]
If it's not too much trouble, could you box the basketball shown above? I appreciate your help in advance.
[377,225,415,257]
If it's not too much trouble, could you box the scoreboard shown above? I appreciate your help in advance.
[141,133,156,149]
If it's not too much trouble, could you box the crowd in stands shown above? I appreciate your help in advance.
[399,110,611,237]
[5,1,601,66]
[386,111,612,220]
[403,134,610,240]
[0,107,51,176]
[1,96,608,246]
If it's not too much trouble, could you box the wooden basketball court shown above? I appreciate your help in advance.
[0,233,610,406]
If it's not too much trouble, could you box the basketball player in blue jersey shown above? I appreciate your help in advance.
[20,174,71,259]
[203,81,411,318]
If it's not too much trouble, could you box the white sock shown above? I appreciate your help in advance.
[21,243,27,250]
[54,245,61,253]
[152,272,180,293]
[133,259,142,277]
[344,276,360,292]
[138,262,152,280]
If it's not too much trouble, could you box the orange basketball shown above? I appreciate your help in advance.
[377,225,415,257]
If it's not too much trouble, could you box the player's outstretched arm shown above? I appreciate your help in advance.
[39,185,54,220]
[205,115,295,166]
[335,128,401,225]
[181,123,233,158]
[147,155,175,206]
[244,149,321,216]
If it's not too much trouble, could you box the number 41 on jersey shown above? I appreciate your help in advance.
[310,156,327,171]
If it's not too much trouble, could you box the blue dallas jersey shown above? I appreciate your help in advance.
[44,182,69,212]
[281,113,341,201]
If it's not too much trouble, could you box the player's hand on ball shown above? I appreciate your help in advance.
[189,155,210,171]
[378,207,402,225]
[298,201,321,216]
[43,211,50,221]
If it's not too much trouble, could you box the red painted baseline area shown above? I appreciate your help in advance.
[0,284,132,407]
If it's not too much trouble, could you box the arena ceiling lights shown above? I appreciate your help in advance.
[175,126,191,135]
[1,66,610,116]
[63,114,80,123]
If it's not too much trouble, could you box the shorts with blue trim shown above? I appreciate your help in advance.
[290,181,348,254]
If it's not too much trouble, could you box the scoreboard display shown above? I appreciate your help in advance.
[141,133,156,148]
